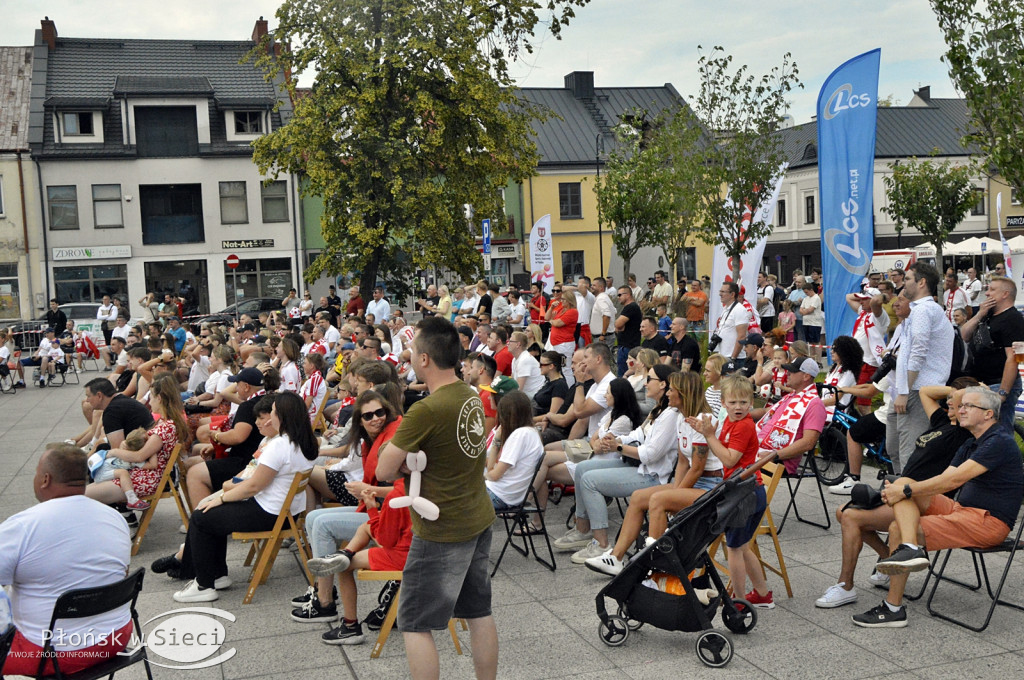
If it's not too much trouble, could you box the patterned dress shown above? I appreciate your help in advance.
[113,417,177,497]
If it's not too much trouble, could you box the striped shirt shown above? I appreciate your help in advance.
[300,371,326,423]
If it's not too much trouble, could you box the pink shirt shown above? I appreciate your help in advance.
[757,394,827,474]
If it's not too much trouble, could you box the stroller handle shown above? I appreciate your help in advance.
[734,450,779,482]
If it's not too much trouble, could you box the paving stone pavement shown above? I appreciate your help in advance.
[2,375,1023,679]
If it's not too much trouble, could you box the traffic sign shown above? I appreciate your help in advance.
[226,254,240,269]
[482,218,491,254]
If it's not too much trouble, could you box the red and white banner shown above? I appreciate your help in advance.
[528,214,555,294]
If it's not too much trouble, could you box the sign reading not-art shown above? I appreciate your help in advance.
[221,239,275,249]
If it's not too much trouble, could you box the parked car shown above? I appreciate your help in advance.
[187,298,284,327]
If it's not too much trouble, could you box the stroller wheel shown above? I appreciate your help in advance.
[617,604,644,631]
[695,630,733,667]
[722,598,757,634]
[597,615,629,647]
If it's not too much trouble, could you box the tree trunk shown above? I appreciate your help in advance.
[622,257,632,290]
[935,244,944,270]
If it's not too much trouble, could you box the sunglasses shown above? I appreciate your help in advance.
[360,407,387,422]
[539,362,552,367]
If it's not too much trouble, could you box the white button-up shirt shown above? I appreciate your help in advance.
[896,297,952,395]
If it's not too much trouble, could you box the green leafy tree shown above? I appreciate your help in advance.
[249,0,589,300]
[595,118,675,284]
[881,155,976,263]
[932,0,1024,201]
[688,46,801,280]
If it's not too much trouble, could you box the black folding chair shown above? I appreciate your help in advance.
[36,568,152,680]
[491,456,557,577]
[777,452,831,532]
[924,512,1024,632]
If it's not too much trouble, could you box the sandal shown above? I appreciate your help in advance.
[512,524,545,537]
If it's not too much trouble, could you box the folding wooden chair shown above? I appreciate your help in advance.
[232,470,314,604]
[490,455,556,577]
[355,570,464,659]
[131,444,190,556]
[311,392,331,434]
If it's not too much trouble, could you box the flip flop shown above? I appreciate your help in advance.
[512,524,545,537]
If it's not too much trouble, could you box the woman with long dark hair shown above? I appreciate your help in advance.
[485,391,545,509]
[157,391,318,603]
[822,335,863,418]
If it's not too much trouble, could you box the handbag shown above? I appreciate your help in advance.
[846,482,883,510]
[563,439,594,464]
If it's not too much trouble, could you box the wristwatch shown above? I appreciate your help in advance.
[997,388,1008,398]
[616,444,623,452]
[903,484,913,499]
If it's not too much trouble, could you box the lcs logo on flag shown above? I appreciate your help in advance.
[823,83,873,120]
[825,173,872,275]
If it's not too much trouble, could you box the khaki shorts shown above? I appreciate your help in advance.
[920,494,1010,551]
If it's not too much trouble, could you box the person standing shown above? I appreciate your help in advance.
[97,295,118,348]
[943,272,971,322]
[787,274,806,342]
[639,317,669,359]
[714,282,751,362]
[756,272,776,332]
[959,275,1024,432]
[799,282,824,363]
[365,287,390,324]
[664,317,701,372]
[45,299,67,334]
[589,277,616,345]
[845,290,889,414]
[650,271,673,311]
[683,280,708,332]
[574,277,596,346]
[345,286,365,320]
[890,263,953,473]
[326,286,343,327]
[964,267,983,317]
[614,286,643,377]
[377,318,497,680]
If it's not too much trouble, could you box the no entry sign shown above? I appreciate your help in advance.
[226,254,240,269]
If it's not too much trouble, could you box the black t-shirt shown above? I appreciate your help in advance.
[640,334,670,357]
[101,394,155,439]
[666,334,702,373]
[533,376,569,416]
[971,307,1024,384]
[950,425,1024,528]
[115,369,134,393]
[616,303,642,348]
[738,357,760,378]
[901,407,971,483]
[422,295,441,317]
[477,294,493,317]
[228,396,264,461]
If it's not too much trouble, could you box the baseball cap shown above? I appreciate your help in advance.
[239,323,256,333]
[341,341,356,351]
[781,357,820,377]
[228,367,265,386]
[480,375,518,396]
[742,332,764,348]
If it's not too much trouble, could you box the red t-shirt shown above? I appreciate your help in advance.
[493,346,513,376]
[479,390,496,420]
[549,307,578,345]
[719,415,762,485]
[346,296,365,317]
[359,416,403,511]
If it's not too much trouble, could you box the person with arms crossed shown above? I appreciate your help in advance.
[713,281,750,362]
[376,317,498,680]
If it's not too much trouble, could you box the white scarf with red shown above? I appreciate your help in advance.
[852,310,886,365]
[822,364,847,420]
[741,299,761,334]
[756,382,818,452]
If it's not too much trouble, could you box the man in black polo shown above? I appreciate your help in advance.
[664,317,701,372]
[638,317,669,358]
[614,287,642,376]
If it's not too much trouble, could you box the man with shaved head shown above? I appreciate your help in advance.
[0,444,132,676]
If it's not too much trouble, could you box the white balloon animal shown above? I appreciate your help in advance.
[388,451,439,521]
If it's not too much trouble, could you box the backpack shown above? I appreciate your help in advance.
[773,285,786,312]
[949,328,972,382]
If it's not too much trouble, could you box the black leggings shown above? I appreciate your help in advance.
[179,498,277,588]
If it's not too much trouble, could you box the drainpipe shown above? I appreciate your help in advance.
[35,160,51,303]
[290,173,302,289]
[16,152,36,314]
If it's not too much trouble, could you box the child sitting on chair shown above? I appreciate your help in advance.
[89,427,156,510]
[298,480,412,646]
[687,375,774,609]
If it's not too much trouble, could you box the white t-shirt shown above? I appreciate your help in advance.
[944,288,969,320]
[575,291,596,326]
[965,278,983,306]
[111,324,131,341]
[323,326,341,348]
[204,368,224,395]
[188,355,212,392]
[279,360,301,393]
[509,301,529,326]
[116,348,129,368]
[254,434,316,516]
[716,302,752,359]
[801,294,824,327]
[652,282,673,305]
[511,352,545,397]
[485,426,545,505]
[757,285,775,318]
[590,292,616,334]
[0,495,130,648]
[592,412,636,461]
[585,371,615,437]
[677,415,720,471]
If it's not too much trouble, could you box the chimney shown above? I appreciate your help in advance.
[41,17,57,51]
[251,16,268,43]
[564,71,595,100]
[914,85,931,103]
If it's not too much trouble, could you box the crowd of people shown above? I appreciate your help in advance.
[3,259,1024,679]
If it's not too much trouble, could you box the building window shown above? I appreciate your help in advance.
[0,262,21,319]
[134,106,199,157]
[777,198,787,227]
[674,247,697,283]
[561,250,585,280]
[804,194,816,224]
[62,112,94,136]
[971,188,986,216]
[223,257,294,303]
[0,177,4,216]
[54,264,128,304]
[47,185,79,230]
[1013,188,1021,206]
[234,111,263,135]
[139,184,204,245]
[559,182,582,219]
[260,181,289,222]
[219,181,249,224]
[92,184,123,228]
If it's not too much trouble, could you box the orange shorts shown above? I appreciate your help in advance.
[920,493,1010,551]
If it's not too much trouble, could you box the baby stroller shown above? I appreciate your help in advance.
[595,463,767,667]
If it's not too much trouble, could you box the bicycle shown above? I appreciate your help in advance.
[809,385,892,486]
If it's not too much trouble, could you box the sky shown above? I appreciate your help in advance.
[2,0,959,124]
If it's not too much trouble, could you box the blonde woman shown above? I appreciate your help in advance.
[436,285,453,320]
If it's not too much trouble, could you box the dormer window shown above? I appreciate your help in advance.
[234,111,263,135]
[63,112,94,136]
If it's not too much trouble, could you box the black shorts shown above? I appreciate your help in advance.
[849,412,885,445]
[207,457,250,491]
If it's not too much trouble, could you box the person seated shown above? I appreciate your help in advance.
[751,357,826,474]
[20,327,59,388]
[300,480,412,644]
[534,350,585,444]
[584,371,716,575]
[820,336,862,418]
[703,354,726,415]
[0,444,133,677]
[851,386,1024,628]
[300,352,328,424]
[815,380,977,609]
[484,391,545,510]
[554,363,680,563]
[88,426,156,510]
[753,344,790,401]
[827,374,892,495]
[542,343,616,450]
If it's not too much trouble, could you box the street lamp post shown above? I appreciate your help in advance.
[596,133,606,278]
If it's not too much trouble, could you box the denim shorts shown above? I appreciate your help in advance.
[694,475,722,492]
[398,528,493,632]
[725,484,767,548]
[487,488,515,511]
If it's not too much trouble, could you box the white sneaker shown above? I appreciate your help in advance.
[214,575,232,590]
[828,476,857,495]
[584,551,624,577]
[571,539,610,564]
[815,583,858,608]
[173,579,219,603]
[553,528,593,552]
[178,524,188,534]
[869,570,890,589]
[644,536,657,548]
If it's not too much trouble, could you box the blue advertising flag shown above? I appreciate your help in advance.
[817,49,880,350]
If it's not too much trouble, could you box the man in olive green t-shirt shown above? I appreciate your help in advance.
[378,317,497,680]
